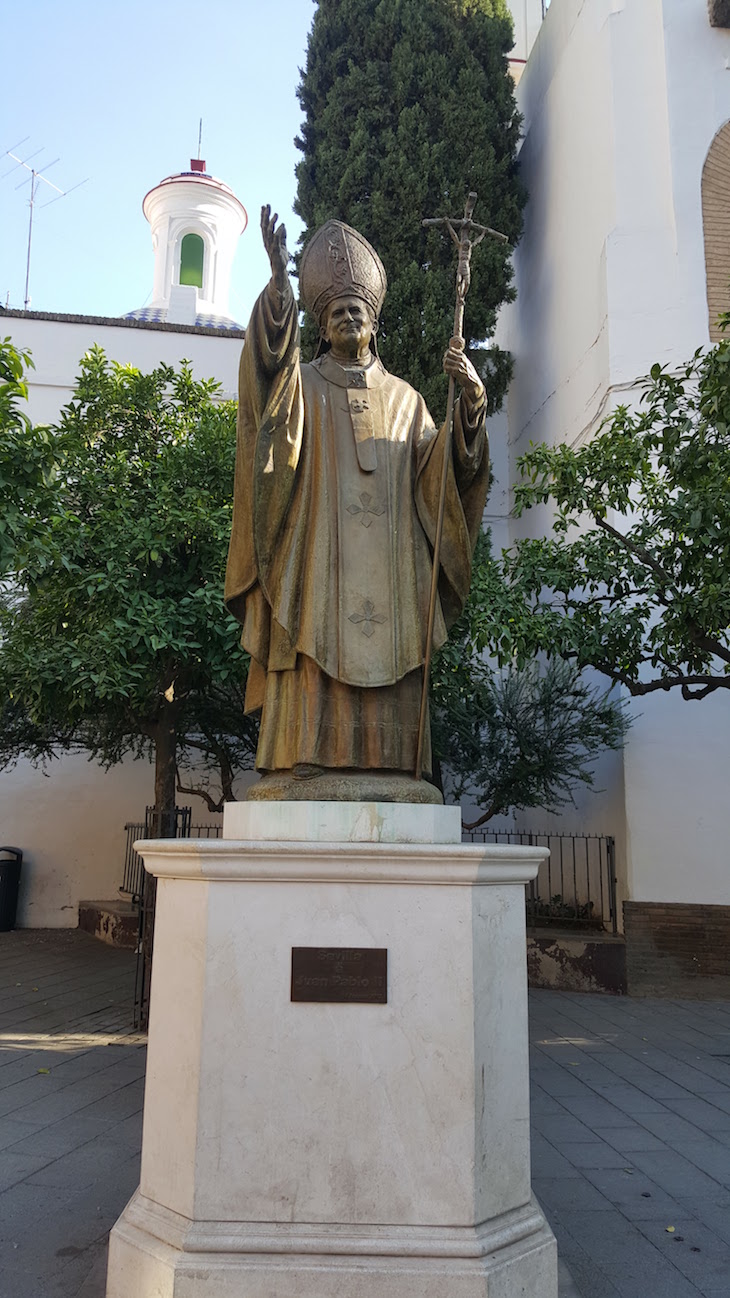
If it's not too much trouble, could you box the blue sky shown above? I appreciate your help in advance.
[1,1,316,325]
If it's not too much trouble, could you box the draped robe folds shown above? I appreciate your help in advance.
[224,281,490,775]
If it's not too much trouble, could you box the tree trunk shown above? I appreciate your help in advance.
[462,805,497,832]
[137,702,179,1030]
[430,750,445,798]
[153,703,178,839]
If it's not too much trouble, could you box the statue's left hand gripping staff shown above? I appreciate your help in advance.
[415,193,509,781]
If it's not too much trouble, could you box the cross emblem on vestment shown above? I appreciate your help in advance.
[349,599,387,637]
[347,492,385,527]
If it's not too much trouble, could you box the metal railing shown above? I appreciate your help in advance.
[120,824,145,904]
[122,819,616,932]
[125,815,615,1029]
[125,809,221,1030]
[120,808,216,902]
[462,827,617,934]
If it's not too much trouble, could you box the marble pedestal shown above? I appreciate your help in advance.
[105,802,557,1297]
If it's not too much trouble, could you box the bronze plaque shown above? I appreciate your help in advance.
[291,947,387,1004]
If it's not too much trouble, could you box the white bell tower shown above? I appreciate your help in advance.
[127,159,247,329]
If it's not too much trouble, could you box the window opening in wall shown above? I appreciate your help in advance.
[180,232,204,289]
[708,1,730,29]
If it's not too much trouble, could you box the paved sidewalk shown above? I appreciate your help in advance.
[0,932,729,1297]
[530,988,730,1297]
[0,932,145,1298]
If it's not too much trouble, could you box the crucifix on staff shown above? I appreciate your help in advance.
[415,192,509,781]
[224,194,504,805]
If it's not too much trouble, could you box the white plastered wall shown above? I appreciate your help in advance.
[6,753,154,928]
[508,0,548,65]
[495,0,730,905]
[6,314,243,426]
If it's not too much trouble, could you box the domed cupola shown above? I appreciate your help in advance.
[126,158,247,329]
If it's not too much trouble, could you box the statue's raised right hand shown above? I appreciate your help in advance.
[261,204,289,292]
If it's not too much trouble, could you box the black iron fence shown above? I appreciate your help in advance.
[120,824,146,905]
[129,809,221,1030]
[462,827,618,934]
[121,810,217,903]
[125,815,616,1026]
[123,819,616,932]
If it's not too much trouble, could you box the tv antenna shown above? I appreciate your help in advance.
[2,137,88,310]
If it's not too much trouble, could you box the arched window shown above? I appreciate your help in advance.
[702,122,730,341]
[180,233,205,289]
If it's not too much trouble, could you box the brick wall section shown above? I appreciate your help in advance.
[624,901,730,997]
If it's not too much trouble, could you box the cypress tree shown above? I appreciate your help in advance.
[294,0,525,419]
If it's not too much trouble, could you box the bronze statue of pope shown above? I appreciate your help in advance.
[225,207,490,802]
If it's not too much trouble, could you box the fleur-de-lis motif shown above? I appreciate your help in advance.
[347,491,385,528]
[349,599,387,637]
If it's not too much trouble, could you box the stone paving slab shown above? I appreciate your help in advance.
[530,988,730,1297]
[0,931,144,1298]
[2,932,730,1296]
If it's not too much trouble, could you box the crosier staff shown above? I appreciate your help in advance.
[414,192,509,782]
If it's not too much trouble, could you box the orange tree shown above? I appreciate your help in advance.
[0,345,256,828]
[488,330,730,700]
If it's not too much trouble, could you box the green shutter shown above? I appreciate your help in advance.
[180,233,204,288]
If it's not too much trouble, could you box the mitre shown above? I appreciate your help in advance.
[299,220,387,323]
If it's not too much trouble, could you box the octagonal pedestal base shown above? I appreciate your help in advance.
[108,1192,556,1298]
[106,802,557,1298]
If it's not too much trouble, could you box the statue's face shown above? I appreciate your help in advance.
[322,296,374,360]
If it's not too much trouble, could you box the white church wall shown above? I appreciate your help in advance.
[4,312,243,427]
[501,0,616,461]
[606,0,730,376]
[662,1,730,347]
[7,753,154,929]
[623,689,730,907]
[604,0,729,910]
[484,407,512,555]
[502,0,729,466]
[497,0,730,909]
[5,751,257,930]
[508,0,548,69]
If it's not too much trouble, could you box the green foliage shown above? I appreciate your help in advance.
[432,586,629,826]
[0,346,256,812]
[294,0,525,419]
[492,325,730,698]
[0,338,55,577]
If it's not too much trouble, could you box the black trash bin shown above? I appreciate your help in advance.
[0,847,23,932]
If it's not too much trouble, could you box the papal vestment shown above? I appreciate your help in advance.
[224,283,490,774]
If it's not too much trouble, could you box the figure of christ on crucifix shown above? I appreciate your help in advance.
[224,205,491,804]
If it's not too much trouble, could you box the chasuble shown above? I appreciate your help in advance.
[225,281,489,775]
